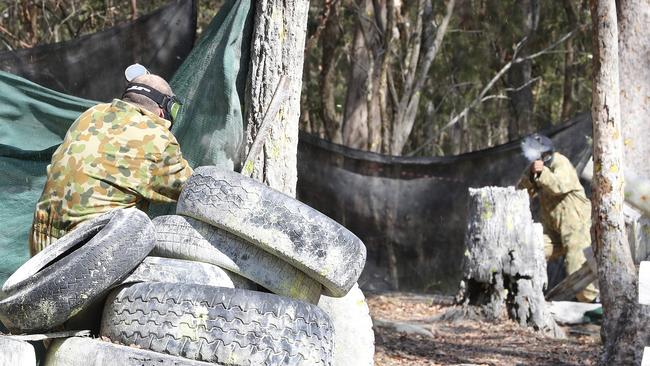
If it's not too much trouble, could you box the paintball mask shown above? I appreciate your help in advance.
[521,133,554,166]
[123,64,182,123]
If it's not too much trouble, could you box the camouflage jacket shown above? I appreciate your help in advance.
[517,152,591,236]
[30,99,193,254]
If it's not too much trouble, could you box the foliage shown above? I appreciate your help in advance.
[302,0,593,156]
[0,1,592,157]
[0,0,220,50]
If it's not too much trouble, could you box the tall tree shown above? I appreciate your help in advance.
[341,12,371,150]
[590,0,650,363]
[387,0,455,155]
[244,0,311,196]
[618,0,650,180]
[302,1,594,157]
[561,0,578,120]
[317,0,344,144]
[342,0,455,155]
[343,0,390,153]
[506,0,540,140]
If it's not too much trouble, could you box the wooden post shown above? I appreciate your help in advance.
[456,186,563,337]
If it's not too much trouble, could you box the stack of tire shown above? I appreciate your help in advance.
[0,167,373,366]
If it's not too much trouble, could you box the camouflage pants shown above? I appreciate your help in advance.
[28,221,65,256]
[544,226,598,302]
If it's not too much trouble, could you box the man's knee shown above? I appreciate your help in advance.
[544,234,566,261]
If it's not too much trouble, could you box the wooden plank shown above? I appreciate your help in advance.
[639,261,650,305]
[545,263,597,301]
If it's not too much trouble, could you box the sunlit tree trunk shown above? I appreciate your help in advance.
[590,0,650,363]
[618,0,650,181]
[341,0,453,155]
[387,0,455,155]
[244,0,310,196]
[340,0,386,153]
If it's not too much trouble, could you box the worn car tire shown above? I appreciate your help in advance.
[318,283,375,366]
[45,337,213,366]
[120,256,256,290]
[100,282,334,365]
[0,208,155,332]
[176,167,366,297]
[0,335,36,366]
[152,215,322,303]
[2,209,124,294]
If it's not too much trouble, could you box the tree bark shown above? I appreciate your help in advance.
[590,0,648,363]
[561,0,577,120]
[342,0,386,153]
[388,0,455,155]
[507,0,539,140]
[363,0,387,153]
[244,0,310,196]
[342,20,370,149]
[456,187,563,338]
[389,0,456,155]
[318,0,343,144]
[618,1,650,180]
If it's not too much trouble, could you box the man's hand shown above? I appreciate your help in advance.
[530,160,544,176]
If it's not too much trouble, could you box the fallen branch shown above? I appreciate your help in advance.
[545,264,596,301]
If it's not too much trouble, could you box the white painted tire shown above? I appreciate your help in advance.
[177,167,366,297]
[119,256,256,290]
[318,283,375,366]
[152,215,322,303]
[0,335,35,366]
[45,337,212,365]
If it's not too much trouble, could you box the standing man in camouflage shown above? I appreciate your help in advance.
[518,133,598,302]
[29,73,193,255]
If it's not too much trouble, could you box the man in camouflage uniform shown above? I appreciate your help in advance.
[518,134,597,302]
[29,74,193,255]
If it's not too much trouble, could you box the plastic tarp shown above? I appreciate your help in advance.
[297,114,593,293]
[0,0,253,285]
[0,0,197,102]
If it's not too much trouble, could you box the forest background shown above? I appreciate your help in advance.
[0,0,593,157]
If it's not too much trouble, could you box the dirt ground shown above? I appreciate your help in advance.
[368,292,600,366]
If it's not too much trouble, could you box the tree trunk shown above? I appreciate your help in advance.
[244,0,310,196]
[561,0,577,120]
[363,1,387,154]
[388,0,455,155]
[343,0,386,153]
[507,0,539,140]
[456,186,563,338]
[590,0,648,363]
[319,0,343,144]
[618,1,650,180]
[342,22,370,149]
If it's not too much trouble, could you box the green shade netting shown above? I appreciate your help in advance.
[0,0,252,285]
